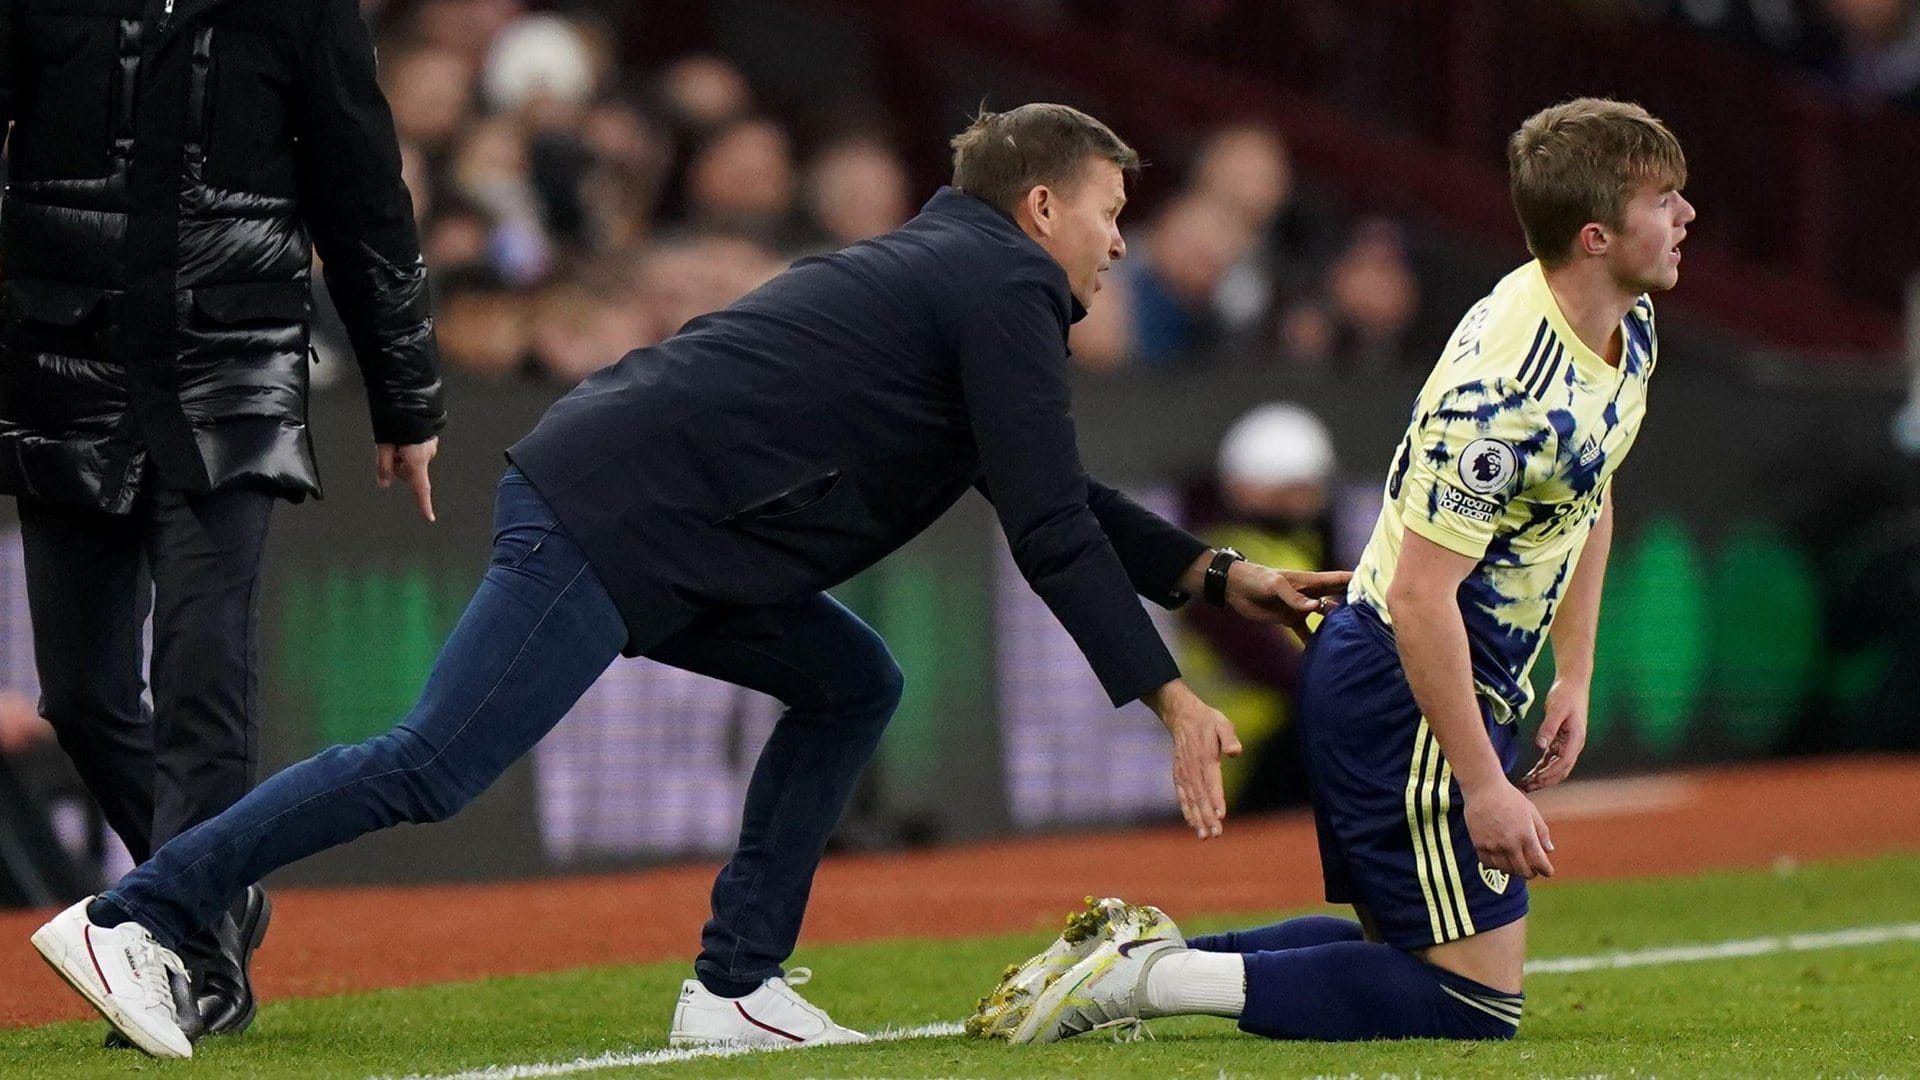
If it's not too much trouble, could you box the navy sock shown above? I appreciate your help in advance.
[696,970,763,999]
[1240,940,1522,1041]
[87,895,137,930]
[1187,915,1365,954]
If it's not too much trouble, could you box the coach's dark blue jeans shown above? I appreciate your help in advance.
[100,467,902,990]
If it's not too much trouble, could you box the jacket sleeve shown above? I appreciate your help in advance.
[1085,479,1210,608]
[291,0,445,446]
[955,276,1180,707]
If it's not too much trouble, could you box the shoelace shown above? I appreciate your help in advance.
[127,935,188,1016]
[1087,1016,1153,1043]
[781,967,812,988]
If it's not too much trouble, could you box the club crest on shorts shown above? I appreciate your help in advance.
[1479,862,1511,895]
[1459,438,1518,495]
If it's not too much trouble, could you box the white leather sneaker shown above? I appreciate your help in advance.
[31,898,192,1058]
[668,968,869,1049]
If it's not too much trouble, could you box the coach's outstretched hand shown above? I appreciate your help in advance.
[1144,678,1242,840]
[1224,563,1351,640]
[377,437,440,522]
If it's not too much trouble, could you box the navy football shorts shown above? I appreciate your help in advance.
[1296,601,1529,950]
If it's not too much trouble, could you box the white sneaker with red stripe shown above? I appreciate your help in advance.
[668,968,869,1049]
[31,897,192,1058]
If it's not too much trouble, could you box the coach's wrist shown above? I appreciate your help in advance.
[1141,678,1198,721]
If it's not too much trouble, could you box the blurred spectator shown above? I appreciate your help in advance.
[635,235,787,345]
[657,54,756,138]
[1820,0,1920,107]
[0,691,52,757]
[801,137,913,249]
[528,275,650,385]
[422,194,496,275]
[680,117,801,248]
[1068,272,1135,373]
[1179,402,1341,811]
[571,101,674,251]
[435,266,532,379]
[448,117,553,284]
[403,0,526,66]
[398,139,434,223]
[1189,123,1346,340]
[483,12,605,129]
[1281,217,1421,370]
[1120,192,1256,366]
[380,46,476,155]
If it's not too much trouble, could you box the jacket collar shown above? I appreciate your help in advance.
[921,187,1088,323]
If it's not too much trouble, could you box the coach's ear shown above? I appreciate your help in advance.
[1017,184,1057,239]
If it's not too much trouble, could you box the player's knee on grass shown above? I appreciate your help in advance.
[1239,940,1522,1041]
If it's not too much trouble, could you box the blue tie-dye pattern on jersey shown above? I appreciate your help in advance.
[1349,262,1656,723]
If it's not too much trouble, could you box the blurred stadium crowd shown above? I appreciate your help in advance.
[319,0,1480,387]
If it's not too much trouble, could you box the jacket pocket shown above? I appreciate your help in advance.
[190,282,312,325]
[3,278,110,360]
[5,278,108,328]
[721,470,844,524]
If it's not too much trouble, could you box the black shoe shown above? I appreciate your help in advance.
[102,968,203,1049]
[194,885,272,1036]
[105,885,271,1047]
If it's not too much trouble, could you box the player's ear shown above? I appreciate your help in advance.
[1577,221,1609,258]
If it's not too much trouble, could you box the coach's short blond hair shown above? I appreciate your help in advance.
[950,103,1140,216]
[1508,98,1688,268]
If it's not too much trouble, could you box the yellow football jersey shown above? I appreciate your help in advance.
[1350,261,1656,723]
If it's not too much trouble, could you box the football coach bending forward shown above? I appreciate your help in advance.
[33,104,1346,1057]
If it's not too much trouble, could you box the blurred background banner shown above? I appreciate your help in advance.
[3,0,1917,893]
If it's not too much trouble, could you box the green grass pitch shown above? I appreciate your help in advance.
[4,854,1917,1079]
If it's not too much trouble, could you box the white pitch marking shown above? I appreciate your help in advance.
[376,1021,964,1080]
[1526,921,1920,974]
[376,923,1920,1079]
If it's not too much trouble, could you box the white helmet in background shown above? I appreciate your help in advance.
[1217,402,1336,489]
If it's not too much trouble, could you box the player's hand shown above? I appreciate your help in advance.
[1143,680,1242,840]
[1224,563,1350,640]
[1464,780,1554,880]
[376,437,439,523]
[1520,678,1589,792]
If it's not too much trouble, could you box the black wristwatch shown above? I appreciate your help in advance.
[1203,546,1246,608]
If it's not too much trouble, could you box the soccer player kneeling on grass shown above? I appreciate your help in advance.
[971,97,1694,1044]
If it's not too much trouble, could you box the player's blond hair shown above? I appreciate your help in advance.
[1507,98,1688,268]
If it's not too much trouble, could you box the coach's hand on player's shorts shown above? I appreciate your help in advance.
[1144,679,1242,840]
[1520,677,1589,792]
[376,437,440,522]
[1465,781,1555,879]
[1226,563,1351,638]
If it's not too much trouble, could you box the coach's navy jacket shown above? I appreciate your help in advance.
[509,188,1207,706]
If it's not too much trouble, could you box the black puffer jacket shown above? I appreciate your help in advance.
[0,0,444,512]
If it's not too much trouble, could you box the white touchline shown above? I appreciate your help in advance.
[1525,921,1920,974]
[373,921,1920,1080]
[375,1022,965,1080]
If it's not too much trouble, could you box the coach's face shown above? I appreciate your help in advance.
[1025,157,1128,308]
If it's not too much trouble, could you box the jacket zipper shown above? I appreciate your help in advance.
[162,0,174,28]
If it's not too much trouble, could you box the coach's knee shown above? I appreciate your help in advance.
[843,643,905,724]
[361,726,486,825]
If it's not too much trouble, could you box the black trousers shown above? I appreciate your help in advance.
[16,485,274,894]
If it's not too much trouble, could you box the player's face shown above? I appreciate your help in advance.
[1047,158,1129,307]
[1607,181,1695,294]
